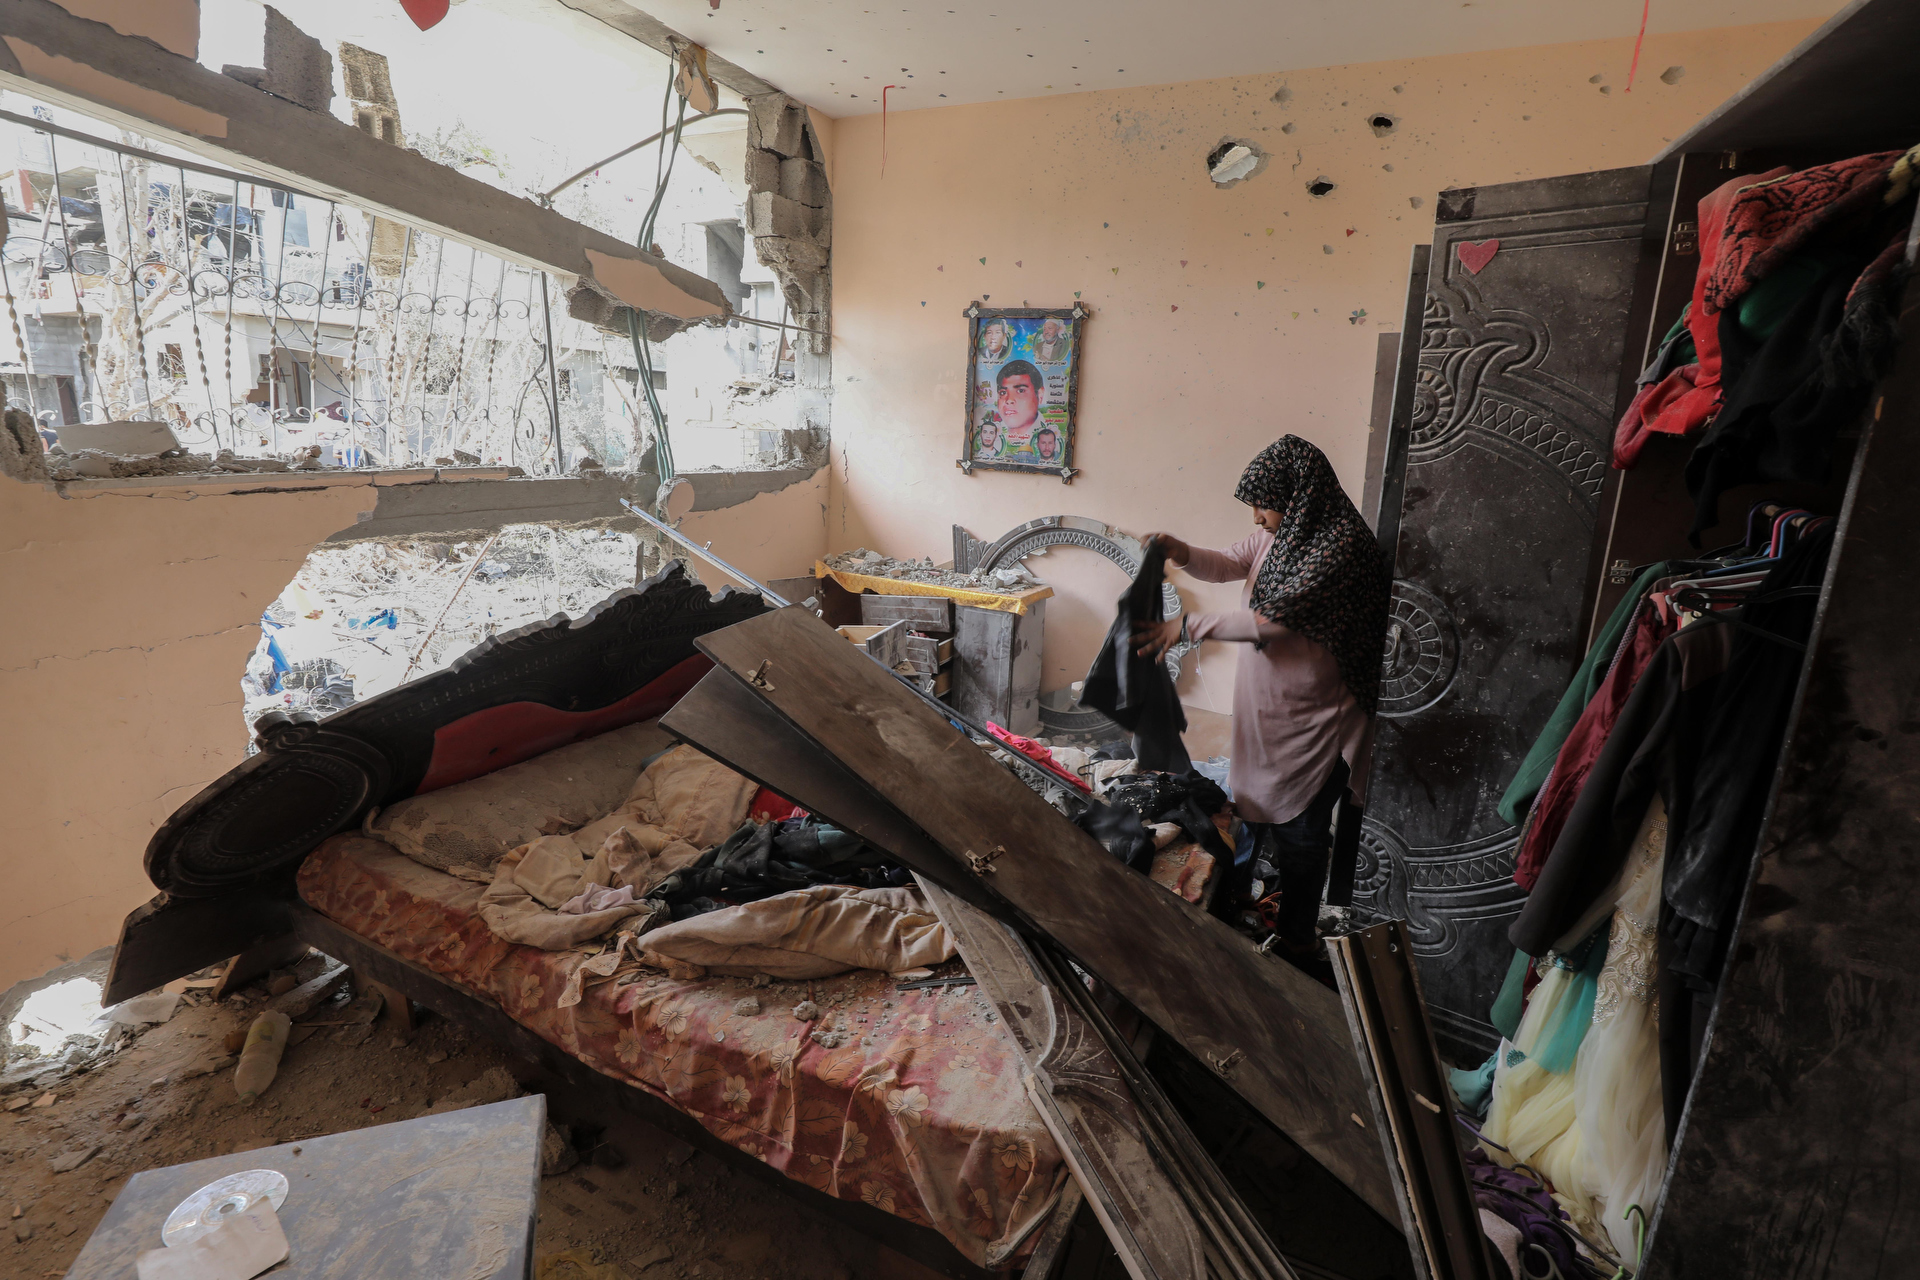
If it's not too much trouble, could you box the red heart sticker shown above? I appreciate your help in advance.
[1457,239,1500,274]
[399,0,450,30]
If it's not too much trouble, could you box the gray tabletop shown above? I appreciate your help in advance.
[66,1095,544,1279]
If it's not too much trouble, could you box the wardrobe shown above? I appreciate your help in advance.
[1359,0,1920,1271]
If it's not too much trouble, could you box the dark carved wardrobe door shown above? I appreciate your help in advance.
[1358,167,1658,1060]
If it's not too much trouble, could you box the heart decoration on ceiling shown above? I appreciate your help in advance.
[1457,239,1500,275]
[400,0,450,31]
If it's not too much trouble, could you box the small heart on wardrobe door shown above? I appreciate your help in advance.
[1456,239,1500,274]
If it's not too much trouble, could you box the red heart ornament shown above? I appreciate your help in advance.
[400,0,450,30]
[1457,239,1500,274]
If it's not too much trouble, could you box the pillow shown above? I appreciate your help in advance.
[369,720,673,874]
[637,884,955,978]
[625,744,763,850]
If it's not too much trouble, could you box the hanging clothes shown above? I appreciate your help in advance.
[1499,562,1671,828]
[1568,796,1669,1266]
[1511,589,1680,891]
[1080,539,1193,773]
[1510,528,1833,1136]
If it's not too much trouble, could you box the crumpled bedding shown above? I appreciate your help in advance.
[638,884,955,979]
[297,835,1066,1268]
[368,720,674,875]
[476,745,759,949]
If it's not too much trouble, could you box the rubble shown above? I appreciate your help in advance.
[820,547,1043,594]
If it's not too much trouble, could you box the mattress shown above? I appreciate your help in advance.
[297,835,1066,1268]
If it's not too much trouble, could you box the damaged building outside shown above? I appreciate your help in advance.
[3,2,1919,1280]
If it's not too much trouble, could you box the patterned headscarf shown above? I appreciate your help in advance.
[1235,436,1391,715]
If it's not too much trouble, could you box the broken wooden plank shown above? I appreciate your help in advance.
[921,877,1215,1280]
[211,934,310,1002]
[667,666,1266,1279]
[690,606,1397,1221]
[1330,922,1495,1280]
[660,668,1003,919]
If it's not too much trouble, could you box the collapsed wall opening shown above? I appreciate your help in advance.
[241,521,673,738]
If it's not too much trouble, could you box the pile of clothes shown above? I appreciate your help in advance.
[1614,145,1919,539]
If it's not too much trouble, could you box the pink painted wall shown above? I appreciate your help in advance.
[822,20,1818,712]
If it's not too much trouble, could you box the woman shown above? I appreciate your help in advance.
[1137,436,1390,953]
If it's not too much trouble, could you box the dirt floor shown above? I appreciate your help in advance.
[0,953,947,1280]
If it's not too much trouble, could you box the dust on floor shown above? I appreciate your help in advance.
[0,953,945,1280]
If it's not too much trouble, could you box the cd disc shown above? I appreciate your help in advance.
[161,1169,290,1247]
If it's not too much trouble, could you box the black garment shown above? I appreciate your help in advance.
[652,818,908,918]
[1216,759,1349,945]
[1078,769,1234,873]
[1080,541,1192,772]
[1684,244,1878,540]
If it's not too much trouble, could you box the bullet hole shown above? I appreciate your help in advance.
[1382,163,1394,172]
[1281,122,1296,135]
[1307,177,1337,198]
[1207,138,1269,188]
[1369,114,1397,137]
[1392,84,1404,94]
[1588,73,1605,84]
[1322,245,1334,254]
[1600,85,1612,95]
[1409,195,1424,209]
[1660,65,1686,84]
[1271,85,1291,104]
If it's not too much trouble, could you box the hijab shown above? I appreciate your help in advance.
[1234,436,1391,715]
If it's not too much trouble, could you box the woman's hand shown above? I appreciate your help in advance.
[1132,617,1184,661]
[1142,532,1191,567]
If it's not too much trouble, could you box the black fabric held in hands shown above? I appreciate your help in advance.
[1079,541,1193,773]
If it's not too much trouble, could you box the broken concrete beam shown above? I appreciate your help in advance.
[0,0,726,322]
[745,147,782,195]
[779,156,828,209]
[55,419,179,455]
[261,7,333,114]
[746,191,822,243]
[747,94,808,158]
[0,405,47,483]
[565,280,692,341]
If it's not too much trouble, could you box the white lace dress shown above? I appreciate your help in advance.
[1568,796,1669,1265]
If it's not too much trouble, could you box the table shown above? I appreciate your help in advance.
[66,1095,544,1279]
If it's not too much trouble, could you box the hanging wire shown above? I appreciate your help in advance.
[627,65,690,492]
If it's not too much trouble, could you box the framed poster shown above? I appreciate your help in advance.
[958,301,1088,483]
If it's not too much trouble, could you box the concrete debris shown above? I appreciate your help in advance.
[104,993,182,1026]
[48,1143,100,1173]
[0,400,47,483]
[424,1065,522,1116]
[541,1121,579,1177]
[791,1001,820,1022]
[45,449,216,481]
[268,963,351,1020]
[732,997,760,1016]
[51,420,180,455]
[822,548,1041,594]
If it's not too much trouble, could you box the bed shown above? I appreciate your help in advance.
[108,563,1217,1277]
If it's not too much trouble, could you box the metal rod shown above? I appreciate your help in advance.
[541,109,746,204]
[618,496,791,607]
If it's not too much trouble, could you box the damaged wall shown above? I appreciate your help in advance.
[0,481,375,992]
[0,466,824,993]
[823,20,1821,712]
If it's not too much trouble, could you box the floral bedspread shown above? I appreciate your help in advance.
[297,835,1067,1268]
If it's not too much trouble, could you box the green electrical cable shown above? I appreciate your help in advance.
[629,74,690,495]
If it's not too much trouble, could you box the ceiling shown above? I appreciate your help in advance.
[615,0,1842,117]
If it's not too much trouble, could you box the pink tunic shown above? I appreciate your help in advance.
[1182,531,1375,824]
